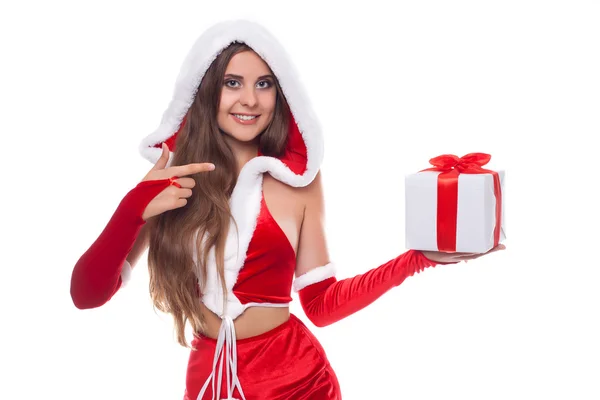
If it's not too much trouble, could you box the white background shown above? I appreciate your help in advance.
[1,1,599,399]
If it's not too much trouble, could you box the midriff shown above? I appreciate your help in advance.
[198,301,290,340]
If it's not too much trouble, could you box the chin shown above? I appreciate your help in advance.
[220,126,263,143]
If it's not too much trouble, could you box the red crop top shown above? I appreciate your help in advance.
[193,186,298,309]
[232,189,296,305]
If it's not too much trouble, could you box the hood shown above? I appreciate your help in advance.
[138,19,323,182]
[138,19,323,319]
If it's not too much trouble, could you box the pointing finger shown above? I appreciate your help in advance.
[169,163,216,177]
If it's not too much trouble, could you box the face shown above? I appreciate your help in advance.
[217,50,277,143]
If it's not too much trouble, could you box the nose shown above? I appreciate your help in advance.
[239,86,258,107]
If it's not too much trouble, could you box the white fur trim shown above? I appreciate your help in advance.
[120,260,132,288]
[148,20,324,319]
[292,263,337,292]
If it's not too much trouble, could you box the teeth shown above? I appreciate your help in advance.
[234,114,257,121]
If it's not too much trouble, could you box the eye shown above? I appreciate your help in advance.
[225,79,240,88]
[257,80,273,89]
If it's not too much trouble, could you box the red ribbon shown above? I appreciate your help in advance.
[420,153,502,252]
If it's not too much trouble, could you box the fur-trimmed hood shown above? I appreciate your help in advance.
[138,19,323,319]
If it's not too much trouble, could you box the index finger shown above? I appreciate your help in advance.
[169,163,216,177]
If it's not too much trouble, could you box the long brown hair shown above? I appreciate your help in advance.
[145,42,291,348]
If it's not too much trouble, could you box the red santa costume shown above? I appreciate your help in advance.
[71,19,451,400]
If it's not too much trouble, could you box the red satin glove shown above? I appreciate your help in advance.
[295,249,453,327]
[70,179,173,309]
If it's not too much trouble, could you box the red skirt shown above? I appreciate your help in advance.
[183,313,342,400]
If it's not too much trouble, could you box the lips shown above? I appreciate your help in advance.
[231,113,260,125]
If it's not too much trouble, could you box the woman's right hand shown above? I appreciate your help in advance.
[140,143,216,221]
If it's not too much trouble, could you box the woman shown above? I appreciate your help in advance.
[70,19,504,400]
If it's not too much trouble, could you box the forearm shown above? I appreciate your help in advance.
[296,250,446,327]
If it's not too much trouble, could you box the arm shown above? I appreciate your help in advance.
[70,179,169,309]
[293,171,452,327]
[71,143,214,309]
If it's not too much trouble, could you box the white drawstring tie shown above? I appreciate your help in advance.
[197,316,246,400]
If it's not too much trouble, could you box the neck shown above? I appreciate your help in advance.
[221,131,260,175]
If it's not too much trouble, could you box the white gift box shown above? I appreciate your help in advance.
[405,169,506,253]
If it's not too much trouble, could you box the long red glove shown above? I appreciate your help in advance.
[70,178,174,309]
[294,249,455,327]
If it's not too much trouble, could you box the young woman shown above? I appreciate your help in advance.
[70,19,504,400]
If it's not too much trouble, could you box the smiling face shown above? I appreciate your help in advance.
[217,50,277,144]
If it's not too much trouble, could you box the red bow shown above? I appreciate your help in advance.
[425,152,492,172]
[420,153,502,252]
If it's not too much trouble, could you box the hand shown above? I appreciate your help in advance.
[421,244,506,264]
[140,143,215,221]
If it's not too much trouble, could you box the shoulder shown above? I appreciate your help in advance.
[298,170,325,214]
[262,170,325,217]
[263,169,323,198]
[302,169,323,195]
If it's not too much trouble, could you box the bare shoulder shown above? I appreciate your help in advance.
[298,170,324,212]
[263,170,324,211]
[262,172,306,205]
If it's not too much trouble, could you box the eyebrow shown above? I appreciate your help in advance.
[224,74,274,80]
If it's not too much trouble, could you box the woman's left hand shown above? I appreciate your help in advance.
[421,244,506,264]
